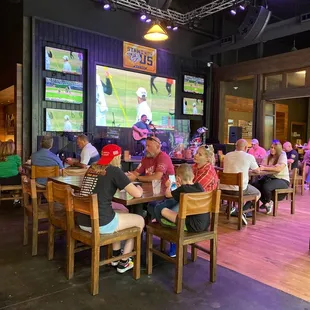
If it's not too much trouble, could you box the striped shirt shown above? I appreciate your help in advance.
[192,163,218,192]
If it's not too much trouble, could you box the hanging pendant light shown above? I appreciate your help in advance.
[144,21,169,41]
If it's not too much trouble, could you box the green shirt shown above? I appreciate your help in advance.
[0,155,21,178]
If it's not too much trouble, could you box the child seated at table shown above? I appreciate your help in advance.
[159,163,209,231]
[154,164,209,256]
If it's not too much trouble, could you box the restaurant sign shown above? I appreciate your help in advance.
[123,41,157,74]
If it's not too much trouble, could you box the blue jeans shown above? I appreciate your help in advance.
[153,198,179,223]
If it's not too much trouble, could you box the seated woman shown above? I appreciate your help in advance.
[77,144,144,274]
[0,141,22,206]
[192,145,218,191]
[253,141,290,214]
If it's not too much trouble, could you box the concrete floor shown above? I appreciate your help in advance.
[1,205,309,310]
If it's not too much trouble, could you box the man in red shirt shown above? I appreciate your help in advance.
[127,136,174,187]
[127,136,174,215]
[166,78,174,97]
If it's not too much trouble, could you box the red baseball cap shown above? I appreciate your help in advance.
[97,144,122,165]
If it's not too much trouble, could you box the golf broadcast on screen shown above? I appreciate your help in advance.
[45,78,83,104]
[183,74,205,95]
[95,65,176,129]
[45,47,83,75]
[45,108,84,132]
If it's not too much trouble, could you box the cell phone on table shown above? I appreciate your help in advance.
[169,175,177,191]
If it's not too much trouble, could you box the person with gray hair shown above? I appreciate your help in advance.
[31,135,64,185]
[66,134,100,168]
[220,139,261,225]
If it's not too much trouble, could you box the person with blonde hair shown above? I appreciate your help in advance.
[0,142,22,205]
[253,141,289,214]
[78,144,144,274]
[192,145,218,192]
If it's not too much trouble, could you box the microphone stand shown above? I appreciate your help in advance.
[112,112,116,127]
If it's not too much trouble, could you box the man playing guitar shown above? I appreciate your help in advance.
[132,115,154,154]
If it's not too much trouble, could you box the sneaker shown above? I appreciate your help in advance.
[245,211,253,218]
[266,201,273,215]
[259,203,266,210]
[111,249,123,267]
[241,213,248,225]
[230,207,238,217]
[117,258,134,274]
[168,243,176,258]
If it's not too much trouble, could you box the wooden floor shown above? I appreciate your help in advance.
[198,191,310,302]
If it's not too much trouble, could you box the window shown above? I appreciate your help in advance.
[265,74,282,91]
[287,71,306,88]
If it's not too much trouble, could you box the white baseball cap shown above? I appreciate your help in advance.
[251,139,259,145]
[64,115,70,120]
[63,56,69,61]
[136,87,147,98]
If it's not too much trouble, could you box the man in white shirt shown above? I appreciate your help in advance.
[136,87,152,122]
[66,134,100,168]
[220,139,261,224]
[63,56,72,73]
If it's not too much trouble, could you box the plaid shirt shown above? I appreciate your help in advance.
[192,163,218,192]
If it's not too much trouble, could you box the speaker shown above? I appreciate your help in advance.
[237,6,271,41]
[37,136,59,154]
[229,127,242,143]
[146,0,172,10]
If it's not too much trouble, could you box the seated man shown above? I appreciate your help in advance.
[248,139,266,164]
[66,134,100,168]
[31,136,64,185]
[126,136,174,215]
[132,114,152,155]
[220,139,261,225]
[283,141,298,170]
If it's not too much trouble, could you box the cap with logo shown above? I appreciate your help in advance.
[97,144,122,165]
[136,87,147,98]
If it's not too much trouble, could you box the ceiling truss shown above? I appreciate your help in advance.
[107,0,245,25]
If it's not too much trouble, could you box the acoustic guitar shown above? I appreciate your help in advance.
[132,128,153,141]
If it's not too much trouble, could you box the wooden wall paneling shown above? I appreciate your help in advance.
[275,103,288,142]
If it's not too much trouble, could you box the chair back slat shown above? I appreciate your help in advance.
[290,168,298,188]
[21,175,37,198]
[46,181,71,206]
[31,165,60,179]
[178,191,220,219]
[71,193,99,219]
[218,171,243,187]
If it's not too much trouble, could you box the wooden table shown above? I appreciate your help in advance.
[48,176,165,207]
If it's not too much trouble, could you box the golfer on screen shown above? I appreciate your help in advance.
[136,87,152,123]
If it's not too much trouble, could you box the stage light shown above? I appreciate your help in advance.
[144,21,169,41]
[230,8,237,15]
[172,25,178,31]
[140,14,147,21]
[103,0,110,10]
[239,4,245,10]
[146,17,152,23]
[167,25,172,29]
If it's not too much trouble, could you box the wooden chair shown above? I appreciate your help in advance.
[46,181,77,278]
[22,175,49,256]
[272,168,297,217]
[219,172,257,230]
[146,190,221,294]
[0,183,23,206]
[62,167,87,177]
[31,165,60,191]
[294,162,306,195]
[67,192,141,295]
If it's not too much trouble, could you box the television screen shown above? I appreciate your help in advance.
[95,65,176,129]
[45,78,83,104]
[183,74,205,95]
[183,97,204,116]
[45,108,84,132]
[45,47,83,75]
